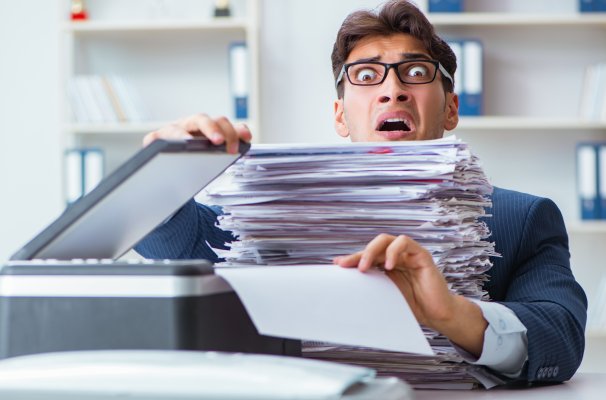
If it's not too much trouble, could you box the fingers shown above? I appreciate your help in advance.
[384,235,412,271]
[384,235,434,271]
[144,114,254,154]
[358,233,394,272]
[234,122,253,143]
[142,124,193,147]
[333,234,398,272]
[215,116,240,154]
[334,233,434,273]
[334,252,363,268]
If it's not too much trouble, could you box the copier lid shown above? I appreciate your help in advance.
[10,139,249,261]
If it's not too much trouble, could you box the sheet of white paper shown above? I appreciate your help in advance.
[215,264,434,355]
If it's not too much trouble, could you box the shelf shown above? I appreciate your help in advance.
[66,122,169,135]
[67,120,254,135]
[429,13,606,27]
[63,18,249,33]
[456,116,606,131]
[568,221,606,234]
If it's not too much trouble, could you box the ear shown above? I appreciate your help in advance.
[443,93,459,131]
[334,98,350,138]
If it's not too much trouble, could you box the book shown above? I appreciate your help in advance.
[67,75,147,123]
[107,75,148,123]
[74,76,104,123]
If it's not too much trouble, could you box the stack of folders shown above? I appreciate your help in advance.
[577,142,606,220]
[579,63,606,122]
[447,40,483,116]
[204,137,502,389]
[67,75,148,124]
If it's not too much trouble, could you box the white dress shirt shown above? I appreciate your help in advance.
[453,300,528,378]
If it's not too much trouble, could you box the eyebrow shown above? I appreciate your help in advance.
[350,53,432,63]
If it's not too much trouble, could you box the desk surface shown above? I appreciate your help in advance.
[415,373,605,400]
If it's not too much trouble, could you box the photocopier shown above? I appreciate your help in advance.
[1,139,300,359]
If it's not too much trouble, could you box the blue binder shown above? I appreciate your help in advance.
[599,144,606,219]
[458,39,483,116]
[65,148,105,205]
[229,42,249,120]
[577,143,600,220]
[446,40,463,98]
[428,0,463,13]
[579,0,595,12]
[595,0,606,11]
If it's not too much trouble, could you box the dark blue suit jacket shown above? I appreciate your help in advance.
[136,187,587,383]
[482,187,586,383]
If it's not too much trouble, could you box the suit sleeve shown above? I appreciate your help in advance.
[134,199,235,262]
[498,197,587,383]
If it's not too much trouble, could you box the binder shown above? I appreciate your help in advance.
[447,40,463,97]
[595,0,606,11]
[599,144,606,219]
[579,0,595,12]
[577,143,600,220]
[229,42,249,120]
[65,149,83,204]
[459,40,483,116]
[83,148,104,194]
[64,148,104,205]
[428,0,463,13]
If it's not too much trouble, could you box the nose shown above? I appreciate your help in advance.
[378,67,410,104]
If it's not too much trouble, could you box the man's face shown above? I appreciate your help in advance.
[334,34,459,142]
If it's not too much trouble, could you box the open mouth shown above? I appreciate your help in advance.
[377,118,411,132]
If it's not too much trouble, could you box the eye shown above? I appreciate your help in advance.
[406,64,429,78]
[350,65,381,84]
[356,68,377,82]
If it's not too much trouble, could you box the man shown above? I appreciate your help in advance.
[136,0,587,384]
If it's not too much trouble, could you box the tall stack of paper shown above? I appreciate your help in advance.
[204,136,500,389]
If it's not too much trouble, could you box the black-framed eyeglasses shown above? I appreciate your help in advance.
[335,59,453,89]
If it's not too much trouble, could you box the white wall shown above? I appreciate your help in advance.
[0,1,63,262]
[259,0,385,144]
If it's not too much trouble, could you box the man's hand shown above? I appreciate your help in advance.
[334,233,488,357]
[143,113,253,154]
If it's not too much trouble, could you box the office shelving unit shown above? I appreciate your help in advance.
[60,0,260,174]
[429,12,606,26]
[422,1,606,350]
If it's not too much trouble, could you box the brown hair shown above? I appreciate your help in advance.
[331,0,456,98]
